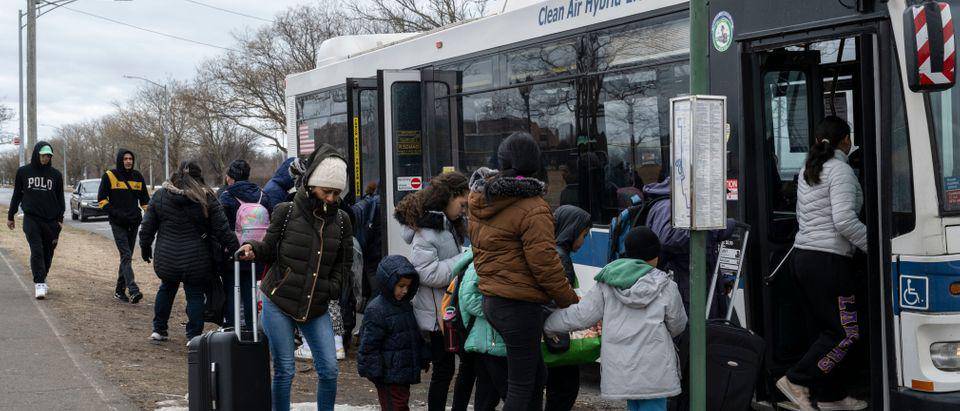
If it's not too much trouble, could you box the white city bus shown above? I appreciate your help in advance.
[286,0,960,408]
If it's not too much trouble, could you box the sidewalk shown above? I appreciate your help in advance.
[0,248,133,410]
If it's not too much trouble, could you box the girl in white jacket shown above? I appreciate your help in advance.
[777,116,868,411]
[393,171,473,411]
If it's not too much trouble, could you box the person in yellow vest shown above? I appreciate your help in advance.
[97,149,150,303]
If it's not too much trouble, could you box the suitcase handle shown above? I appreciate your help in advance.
[233,249,259,343]
[210,362,219,409]
[706,224,750,321]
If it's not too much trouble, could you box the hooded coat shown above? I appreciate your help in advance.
[554,205,592,288]
[97,149,150,226]
[139,182,239,284]
[458,250,507,357]
[8,141,65,222]
[398,210,465,332]
[544,259,687,400]
[467,168,578,307]
[262,157,296,209]
[248,145,353,322]
[357,255,429,385]
[218,180,271,231]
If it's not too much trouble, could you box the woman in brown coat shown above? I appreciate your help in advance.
[467,132,578,411]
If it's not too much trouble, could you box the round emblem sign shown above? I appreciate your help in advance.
[411,177,422,190]
[712,12,734,53]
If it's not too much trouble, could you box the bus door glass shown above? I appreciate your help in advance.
[347,78,379,201]
[743,34,883,406]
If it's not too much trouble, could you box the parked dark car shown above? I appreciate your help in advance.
[70,179,107,222]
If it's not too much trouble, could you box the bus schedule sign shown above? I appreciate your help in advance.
[669,95,727,230]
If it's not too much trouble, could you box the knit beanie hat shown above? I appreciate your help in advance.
[497,132,541,177]
[227,159,250,181]
[306,157,348,194]
[623,226,662,262]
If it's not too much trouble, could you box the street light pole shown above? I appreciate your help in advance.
[18,9,25,166]
[26,0,37,153]
[123,75,169,181]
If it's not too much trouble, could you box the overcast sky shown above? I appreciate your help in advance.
[0,0,312,143]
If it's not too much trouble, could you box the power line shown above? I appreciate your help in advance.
[183,0,274,23]
[61,5,238,52]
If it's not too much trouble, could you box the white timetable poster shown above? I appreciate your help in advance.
[670,95,727,230]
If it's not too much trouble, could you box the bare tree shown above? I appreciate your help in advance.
[349,0,489,32]
[0,104,13,133]
[196,1,363,153]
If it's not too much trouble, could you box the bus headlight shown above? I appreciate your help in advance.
[930,342,960,371]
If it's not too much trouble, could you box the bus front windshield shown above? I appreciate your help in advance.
[929,0,960,213]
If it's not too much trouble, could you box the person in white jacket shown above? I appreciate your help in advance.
[545,227,687,411]
[776,116,868,411]
[393,171,473,411]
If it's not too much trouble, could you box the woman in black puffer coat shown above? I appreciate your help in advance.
[140,161,238,341]
[237,144,353,411]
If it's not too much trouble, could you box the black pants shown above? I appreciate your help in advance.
[428,331,476,411]
[111,223,140,295]
[474,353,508,411]
[545,365,580,411]
[23,215,60,284]
[222,262,253,330]
[786,249,861,403]
[153,279,206,339]
[483,295,546,411]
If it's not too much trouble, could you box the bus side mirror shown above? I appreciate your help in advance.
[904,1,956,92]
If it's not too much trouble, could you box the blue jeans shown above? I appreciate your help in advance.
[627,398,666,411]
[222,263,253,330]
[261,297,338,411]
[152,279,205,338]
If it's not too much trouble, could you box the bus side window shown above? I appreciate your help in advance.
[890,49,915,237]
[592,62,689,223]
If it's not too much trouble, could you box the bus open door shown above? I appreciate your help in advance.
[738,29,891,410]
[376,69,462,258]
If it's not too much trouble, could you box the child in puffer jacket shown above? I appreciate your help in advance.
[358,255,430,411]
[545,227,687,411]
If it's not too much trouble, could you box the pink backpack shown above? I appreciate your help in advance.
[235,193,270,243]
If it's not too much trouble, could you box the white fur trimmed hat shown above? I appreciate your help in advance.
[306,157,348,194]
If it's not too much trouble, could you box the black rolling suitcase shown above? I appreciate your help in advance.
[705,224,765,411]
[188,254,271,410]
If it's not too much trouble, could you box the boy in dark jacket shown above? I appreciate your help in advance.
[358,255,429,411]
[98,149,151,303]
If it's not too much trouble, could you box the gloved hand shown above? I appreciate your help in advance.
[141,244,152,263]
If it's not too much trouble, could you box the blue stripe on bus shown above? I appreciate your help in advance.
[894,260,960,314]
[570,231,610,268]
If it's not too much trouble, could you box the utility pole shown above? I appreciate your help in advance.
[18,9,25,166]
[689,1,708,410]
[26,0,37,153]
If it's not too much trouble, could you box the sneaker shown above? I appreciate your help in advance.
[41,283,49,293]
[818,397,868,410]
[150,331,169,341]
[35,284,46,300]
[776,376,815,411]
[129,292,143,304]
[114,291,129,303]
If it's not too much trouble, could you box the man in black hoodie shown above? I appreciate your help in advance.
[98,149,150,303]
[7,141,65,300]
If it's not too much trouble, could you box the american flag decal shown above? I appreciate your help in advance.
[913,2,956,86]
[298,123,314,156]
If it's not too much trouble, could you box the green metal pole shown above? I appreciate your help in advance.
[689,1,709,411]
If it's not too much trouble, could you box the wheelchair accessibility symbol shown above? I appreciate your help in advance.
[900,275,929,310]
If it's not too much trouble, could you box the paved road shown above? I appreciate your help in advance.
[0,188,114,240]
[0,248,133,410]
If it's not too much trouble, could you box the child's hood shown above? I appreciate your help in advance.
[376,255,420,304]
[594,259,671,309]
